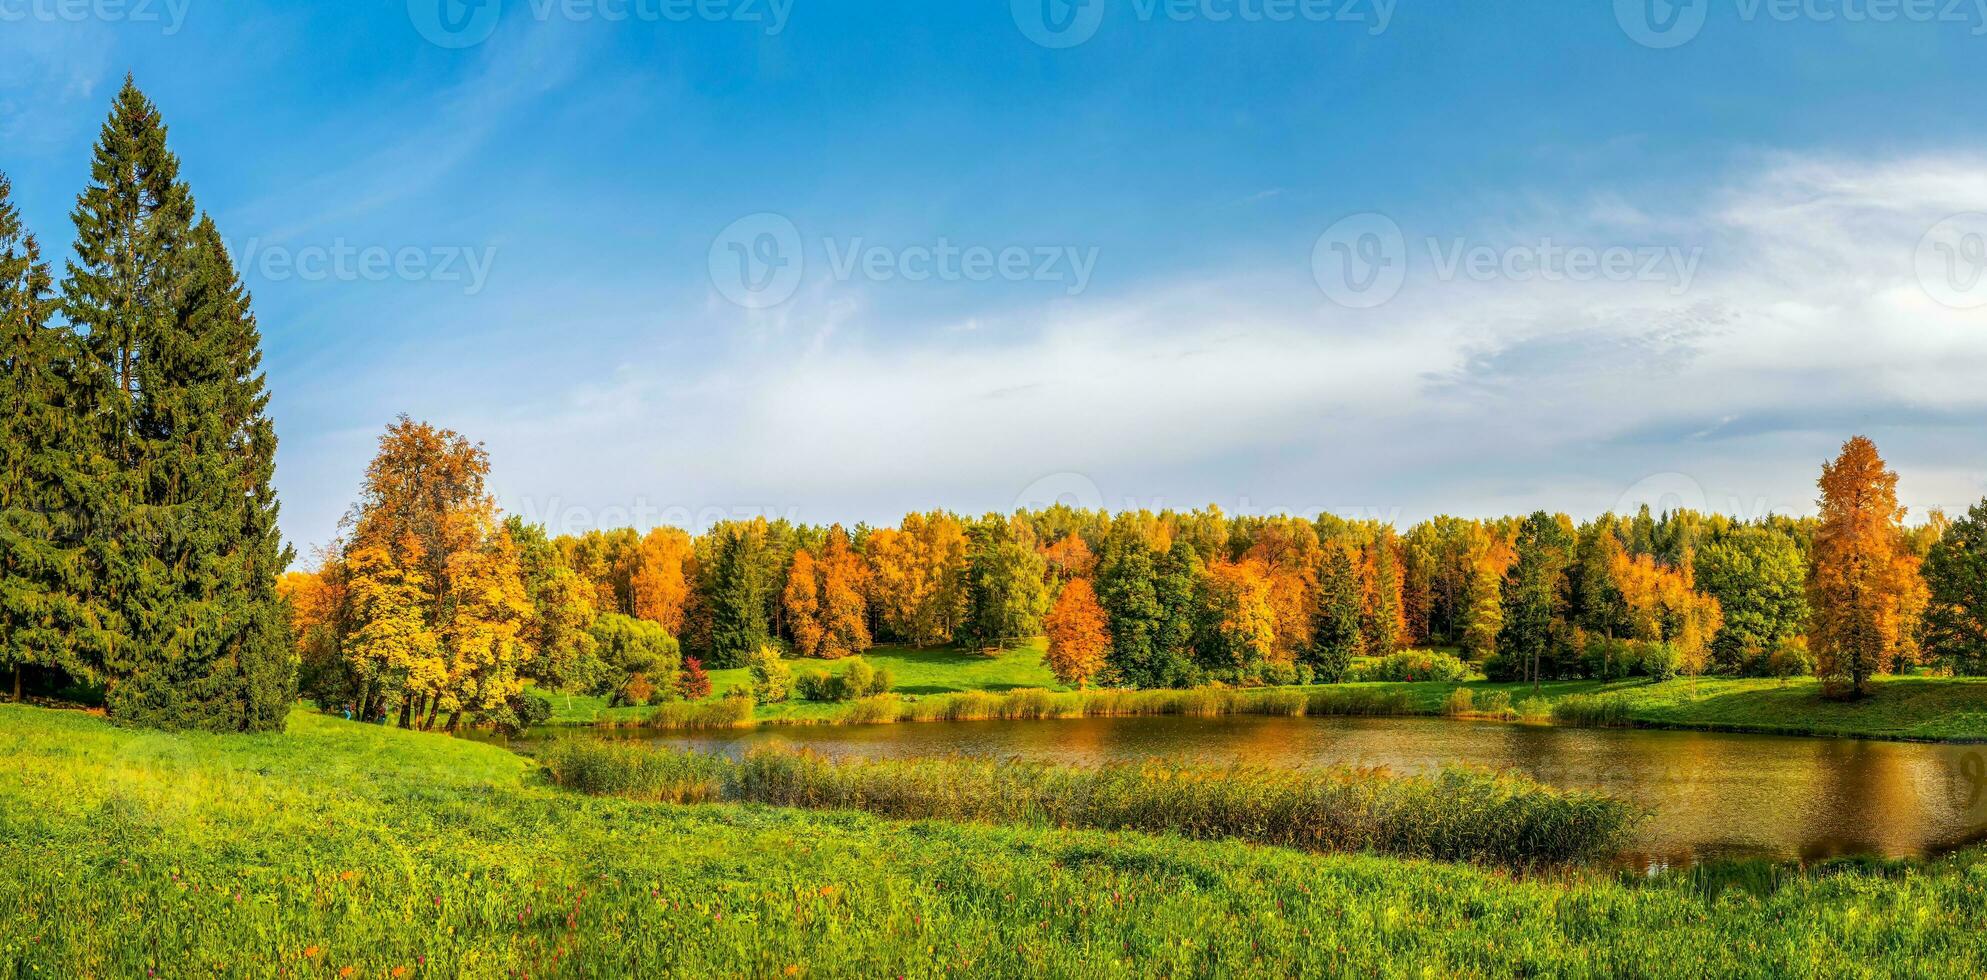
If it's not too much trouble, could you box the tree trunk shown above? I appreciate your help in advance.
[446,710,463,733]
[11,664,20,702]
[398,700,414,729]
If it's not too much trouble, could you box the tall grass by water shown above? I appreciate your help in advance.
[540,739,1635,865]
[615,684,1416,731]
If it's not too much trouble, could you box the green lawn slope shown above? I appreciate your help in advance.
[3,705,1986,977]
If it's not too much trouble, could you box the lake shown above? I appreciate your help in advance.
[536,714,1987,867]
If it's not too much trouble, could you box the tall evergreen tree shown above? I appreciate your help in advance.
[706,526,770,667]
[0,175,91,699]
[62,80,293,730]
[1308,544,1363,682]
[1500,511,1574,686]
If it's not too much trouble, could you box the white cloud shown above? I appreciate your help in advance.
[281,151,1987,548]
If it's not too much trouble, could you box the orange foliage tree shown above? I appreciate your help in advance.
[1809,436,1926,695]
[623,526,693,634]
[784,526,871,659]
[1043,578,1111,687]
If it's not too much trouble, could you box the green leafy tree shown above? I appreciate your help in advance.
[961,516,1047,651]
[1923,499,1987,676]
[589,613,680,706]
[1696,527,1810,674]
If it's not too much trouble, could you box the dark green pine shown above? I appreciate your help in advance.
[0,174,94,700]
[62,79,294,731]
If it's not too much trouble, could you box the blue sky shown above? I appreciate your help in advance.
[4,0,1987,556]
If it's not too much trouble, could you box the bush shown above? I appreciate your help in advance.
[680,657,712,700]
[1769,639,1814,681]
[1580,635,1639,681]
[1640,643,1681,682]
[1356,651,1470,683]
[1477,690,1514,719]
[796,658,895,702]
[480,691,553,738]
[1443,687,1474,717]
[1516,697,1553,722]
[747,646,791,704]
[545,743,1636,866]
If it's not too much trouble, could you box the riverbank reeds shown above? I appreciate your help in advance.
[540,739,1636,865]
[613,683,1419,731]
[1552,693,1637,727]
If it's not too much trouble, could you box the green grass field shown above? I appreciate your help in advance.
[543,640,1064,725]
[3,704,1986,977]
[543,639,1987,742]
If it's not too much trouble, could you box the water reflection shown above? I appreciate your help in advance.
[556,715,1987,865]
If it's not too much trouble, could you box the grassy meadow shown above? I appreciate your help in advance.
[542,640,1987,743]
[5,703,1987,978]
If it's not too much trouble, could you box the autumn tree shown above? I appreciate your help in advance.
[433,512,532,730]
[1041,533,1097,584]
[1809,436,1923,696]
[864,511,970,646]
[1361,529,1406,656]
[1043,577,1110,687]
[1197,559,1278,674]
[511,519,600,693]
[590,613,681,706]
[623,526,692,633]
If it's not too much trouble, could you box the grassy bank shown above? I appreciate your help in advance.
[4,705,1986,977]
[550,638,1987,742]
[539,739,1633,865]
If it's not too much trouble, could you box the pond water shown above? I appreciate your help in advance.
[534,715,1987,867]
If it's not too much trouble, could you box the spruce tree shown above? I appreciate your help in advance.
[0,174,91,699]
[1309,545,1363,682]
[62,79,293,730]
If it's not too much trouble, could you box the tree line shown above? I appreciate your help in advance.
[0,80,290,731]
[283,418,1985,729]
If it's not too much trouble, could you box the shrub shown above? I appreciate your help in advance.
[680,657,712,700]
[1516,697,1553,722]
[546,744,1635,866]
[1640,643,1681,682]
[1769,639,1814,681]
[1356,651,1470,683]
[1477,690,1514,719]
[747,646,792,704]
[1442,687,1474,717]
[796,658,894,702]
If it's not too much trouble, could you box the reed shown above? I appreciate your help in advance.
[542,741,1636,866]
[1551,693,1637,727]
